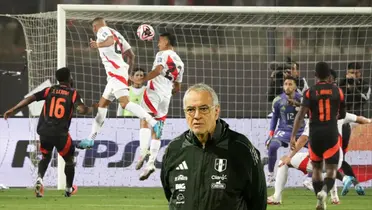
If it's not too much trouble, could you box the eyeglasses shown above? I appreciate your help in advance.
[184,105,215,116]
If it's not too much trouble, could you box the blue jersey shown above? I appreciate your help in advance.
[270,93,305,141]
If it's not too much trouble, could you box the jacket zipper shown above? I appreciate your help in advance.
[197,146,206,210]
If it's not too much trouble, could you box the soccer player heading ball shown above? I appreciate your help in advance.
[3,67,95,197]
[134,32,185,180]
[78,17,163,149]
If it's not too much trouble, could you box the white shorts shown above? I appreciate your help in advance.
[290,148,343,174]
[102,74,129,102]
[141,88,170,120]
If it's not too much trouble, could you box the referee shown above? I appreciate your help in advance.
[160,83,267,210]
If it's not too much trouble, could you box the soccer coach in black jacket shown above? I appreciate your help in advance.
[160,83,267,210]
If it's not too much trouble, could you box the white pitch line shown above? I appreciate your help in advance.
[0,194,164,198]
[2,204,165,208]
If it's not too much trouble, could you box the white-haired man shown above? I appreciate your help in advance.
[160,83,267,210]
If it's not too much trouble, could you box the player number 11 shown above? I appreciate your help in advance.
[318,98,330,121]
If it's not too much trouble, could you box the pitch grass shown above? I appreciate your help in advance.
[0,187,371,210]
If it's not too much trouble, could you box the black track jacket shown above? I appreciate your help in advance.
[160,119,267,210]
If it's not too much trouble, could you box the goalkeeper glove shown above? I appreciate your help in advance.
[76,139,94,149]
[265,130,275,149]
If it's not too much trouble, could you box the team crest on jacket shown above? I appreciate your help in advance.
[214,158,227,172]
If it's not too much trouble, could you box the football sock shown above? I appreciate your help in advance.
[274,162,288,201]
[330,181,338,199]
[139,128,152,157]
[37,154,51,179]
[322,177,335,194]
[313,180,323,195]
[89,107,107,140]
[148,139,161,165]
[65,163,75,188]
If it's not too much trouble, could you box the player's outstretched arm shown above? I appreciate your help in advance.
[279,135,309,167]
[266,97,280,148]
[76,104,96,115]
[291,89,310,149]
[294,135,308,153]
[290,105,308,149]
[290,135,308,157]
[270,96,280,132]
[338,87,347,119]
[269,115,278,137]
[143,65,163,82]
[122,49,135,73]
[269,97,280,133]
[291,120,310,154]
[74,92,97,115]
[3,95,36,119]
[90,37,115,49]
[172,82,181,95]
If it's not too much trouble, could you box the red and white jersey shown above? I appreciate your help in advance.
[96,26,131,78]
[148,50,184,97]
[302,112,357,137]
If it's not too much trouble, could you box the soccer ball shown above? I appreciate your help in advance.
[137,24,155,41]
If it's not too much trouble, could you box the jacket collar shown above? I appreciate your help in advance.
[186,119,228,148]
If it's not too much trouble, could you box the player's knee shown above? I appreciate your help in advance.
[312,161,322,169]
[63,155,76,166]
[325,166,337,178]
[140,119,149,128]
[268,140,281,154]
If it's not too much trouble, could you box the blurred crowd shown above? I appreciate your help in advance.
[268,58,371,116]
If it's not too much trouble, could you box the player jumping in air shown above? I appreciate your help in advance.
[268,111,371,205]
[291,62,346,210]
[134,32,184,181]
[263,76,305,186]
[3,67,94,197]
[79,17,162,149]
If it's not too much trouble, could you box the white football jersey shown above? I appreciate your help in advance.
[96,26,131,78]
[148,50,184,97]
[302,112,357,137]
